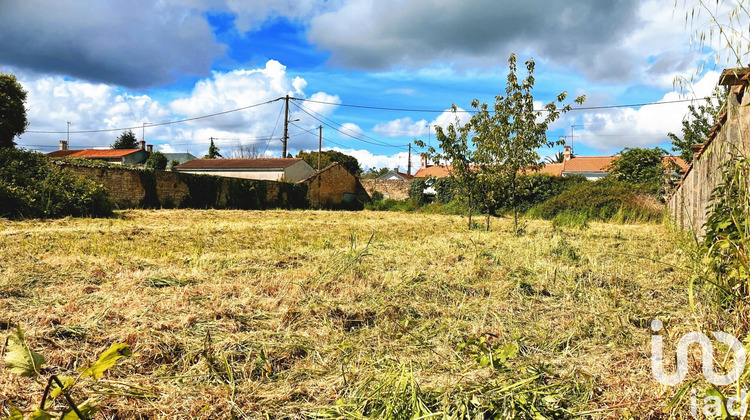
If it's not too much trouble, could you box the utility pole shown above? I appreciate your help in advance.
[282,95,290,158]
[407,143,412,177]
[318,125,322,171]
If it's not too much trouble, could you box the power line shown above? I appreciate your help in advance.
[292,101,406,149]
[294,96,709,113]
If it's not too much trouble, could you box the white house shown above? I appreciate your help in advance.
[173,158,316,182]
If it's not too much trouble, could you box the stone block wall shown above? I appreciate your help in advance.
[667,86,750,236]
[56,163,291,209]
[302,163,370,208]
[360,179,411,200]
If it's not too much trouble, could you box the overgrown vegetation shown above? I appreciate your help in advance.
[528,178,663,224]
[0,210,697,417]
[0,148,113,219]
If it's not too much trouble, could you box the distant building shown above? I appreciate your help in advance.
[173,158,315,182]
[376,168,413,181]
[48,140,150,165]
[163,152,197,164]
[413,147,689,181]
[300,163,370,208]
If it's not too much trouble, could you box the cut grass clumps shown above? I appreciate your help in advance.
[0,209,701,417]
[143,276,194,288]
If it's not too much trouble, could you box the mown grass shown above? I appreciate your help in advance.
[0,209,717,418]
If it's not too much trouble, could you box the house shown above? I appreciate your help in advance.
[376,168,413,181]
[163,152,197,164]
[173,158,315,182]
[299,163,370,208]
[48,140,150,165]
[414,147,688,181]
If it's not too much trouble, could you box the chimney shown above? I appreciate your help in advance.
[563,145,572,161]
[139,140,146,150]
[420,153,428,169]
[393,167,399,173]
[147,144,153,153]
[59,140,68,150]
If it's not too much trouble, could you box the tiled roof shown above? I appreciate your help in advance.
[562,156,614,173]
[534,163,563,176]
[47,150,81,158]
[413,165,452,178]
[175,158,304,170]
[48,149,142,158]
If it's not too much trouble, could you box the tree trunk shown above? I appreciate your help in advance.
[486,211,490,231]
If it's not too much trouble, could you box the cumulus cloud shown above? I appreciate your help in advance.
[15,60,339,155]
[329,147,421,172]
[0,1,225,89]
[374,109,470,140]
[573,71,722,152]
[308,0,644,81]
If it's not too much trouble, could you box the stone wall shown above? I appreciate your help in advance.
[302,163,370,208]
[667,85,750,236]
[360,179,411,200]
[56,163,293,209]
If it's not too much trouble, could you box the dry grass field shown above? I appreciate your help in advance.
[0,209,721,418]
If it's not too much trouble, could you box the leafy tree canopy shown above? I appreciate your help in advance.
[145,151,168,170]
[297,150,362,175]
[361,167,390,179]
[112,130,139,149]
[0,74,28,149]
[607,147,666,191]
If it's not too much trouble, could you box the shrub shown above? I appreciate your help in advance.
[370,190,384,202]
[0,149,113,219]
[513,173,587,213]
[409,179,427,205]
[530,178,662,223]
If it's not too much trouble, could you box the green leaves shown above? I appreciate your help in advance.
[4,325,45,378]
[80,342,132,380]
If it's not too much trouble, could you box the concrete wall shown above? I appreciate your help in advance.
[360,179,411,201]
[302,163,370,208]
[667,87,750,236]
[55,163,286,209]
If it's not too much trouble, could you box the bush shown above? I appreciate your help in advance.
[145,151,168,170]
[513,174,587,213]
[409,179,427,205]
[0,149,113,219]
[370,190,384,202]
[529,178,662,223]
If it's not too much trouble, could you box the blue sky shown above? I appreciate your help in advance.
[0,0,741,170]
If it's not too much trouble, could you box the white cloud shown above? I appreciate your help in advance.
[329,147,422,172]
[15,60,339,156]
[373,108,470,139]
[574,71,721,152]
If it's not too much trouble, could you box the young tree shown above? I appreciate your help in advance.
[0,73,28,149]
[112,130,139,149]
[416,111,480,229]
[204,138,222,159]
[667,87,726,163]
[470,54,585,233]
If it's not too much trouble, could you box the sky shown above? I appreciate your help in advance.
[1,0,745,171]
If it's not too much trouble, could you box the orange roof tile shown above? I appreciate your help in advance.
[562,156,614,173]
[533,163,563,176]
[48,149,142,158]
[413,165,452,178]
